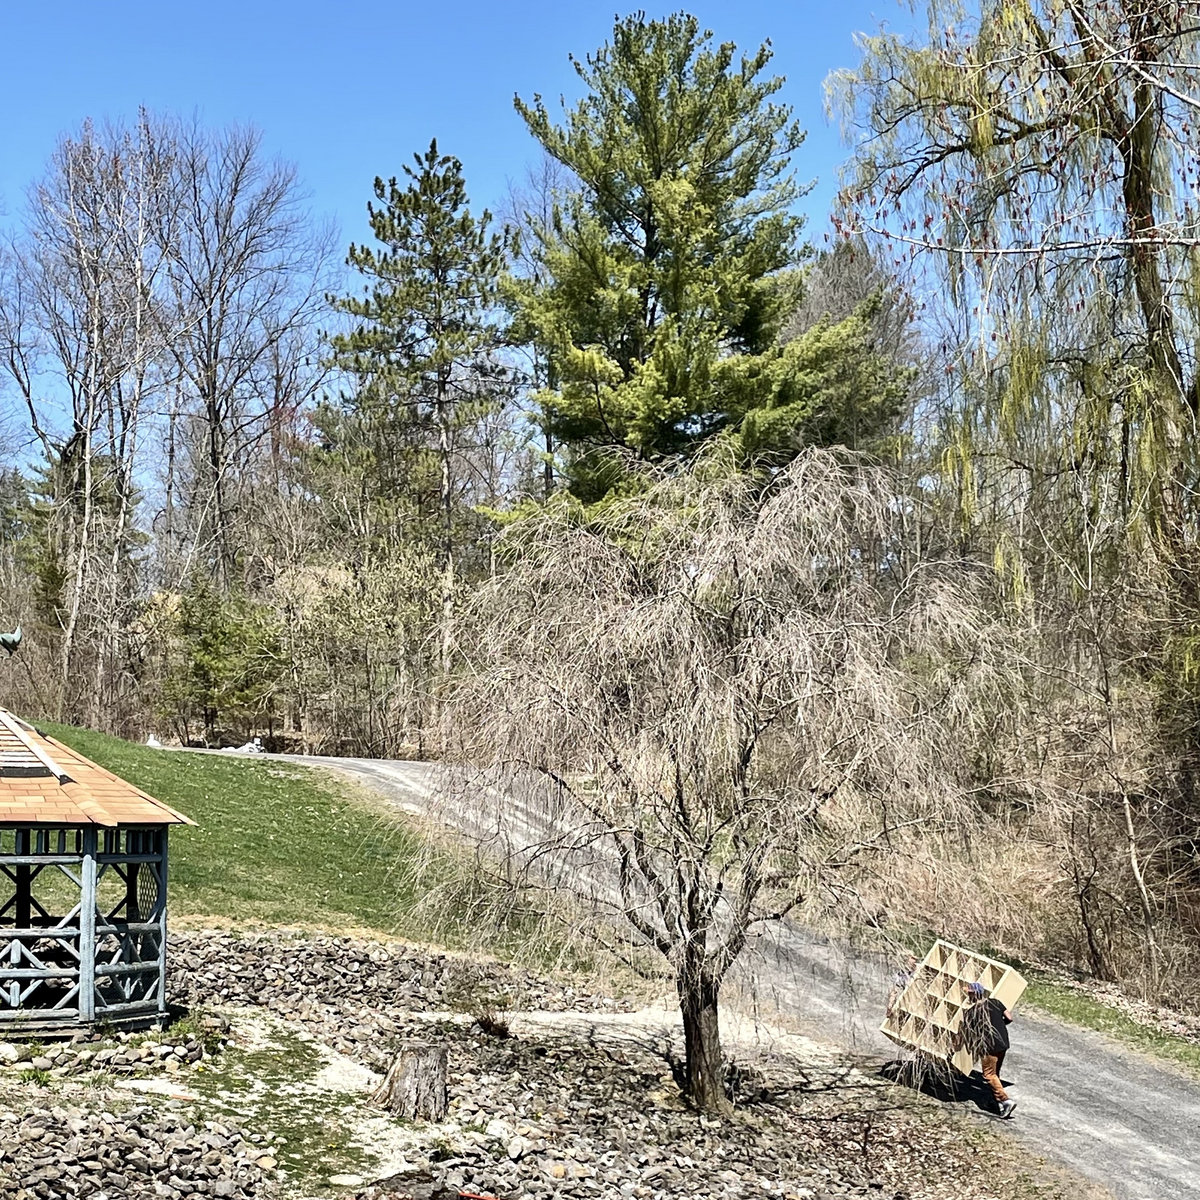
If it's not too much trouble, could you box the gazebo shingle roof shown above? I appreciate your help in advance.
[0,711,192,827]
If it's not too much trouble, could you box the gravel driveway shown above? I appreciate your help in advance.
[268,754,1200,1199]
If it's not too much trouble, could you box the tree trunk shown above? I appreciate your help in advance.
[205,381,234,588]
[436,371,454,756]
[371,1041,448,1121]
[1069,813,1111,981]
[1122,790,1161,998]
[1117,78,1189,553]
[437,378,454,675]
[61,422,95,724]
[677,967,731,1116]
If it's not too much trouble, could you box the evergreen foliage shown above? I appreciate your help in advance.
[327,142,512,561]
[512,14,910,499]
[737,298,911,458]
[160,581,283,743]
[327,139,511,496]
[321,141,516,732]
[511,14,809,497]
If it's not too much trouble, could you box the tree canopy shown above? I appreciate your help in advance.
[831,0,1200,549]
[512,14,905,498]
[327,140,514,684]
[452,448,1007,1111]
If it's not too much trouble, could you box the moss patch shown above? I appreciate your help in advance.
[184,1017,381,1194]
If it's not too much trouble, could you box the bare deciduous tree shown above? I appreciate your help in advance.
[0,115,174,723]
[451,449,1008,1113]
[157,119,335,587]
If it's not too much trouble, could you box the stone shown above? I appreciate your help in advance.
[0,929,1016,1200]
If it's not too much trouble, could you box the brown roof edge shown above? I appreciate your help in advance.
[42,733,197,826]
[0,715,197,828]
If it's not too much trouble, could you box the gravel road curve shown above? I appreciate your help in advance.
[271,753,1200,1198]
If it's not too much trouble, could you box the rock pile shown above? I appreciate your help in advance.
[1,931,1064,1200]
[343,1017,922,1200]
[171,931,1034,1200]
[168,930,632,1018]
[0,1104,274,1199]
[0,1018,226,1081]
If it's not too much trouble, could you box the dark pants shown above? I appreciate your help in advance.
[981,1051,1009,1105]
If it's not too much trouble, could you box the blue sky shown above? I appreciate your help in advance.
[0,1,914,253]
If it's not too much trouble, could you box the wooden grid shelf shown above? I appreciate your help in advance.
[881,938,1026,1075]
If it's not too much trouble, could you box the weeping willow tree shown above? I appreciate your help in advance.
[831,0,1200,994]
[451,449,1010,1113]
[833,0,1200,524]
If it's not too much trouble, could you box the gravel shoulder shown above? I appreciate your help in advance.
[292,754,1200,1200]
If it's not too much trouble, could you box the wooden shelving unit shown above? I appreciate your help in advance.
[881,939,1027,1075]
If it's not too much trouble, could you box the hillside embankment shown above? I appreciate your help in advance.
[2,930,1104,1200]
[286,753,1200,1200]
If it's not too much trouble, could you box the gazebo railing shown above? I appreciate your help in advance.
[0,825,169,1029]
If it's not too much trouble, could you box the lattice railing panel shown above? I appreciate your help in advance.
[1,824,169,1025]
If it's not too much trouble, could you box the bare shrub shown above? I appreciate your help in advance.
[447,447,1013,1112]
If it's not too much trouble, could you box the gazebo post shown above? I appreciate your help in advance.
[79,827,97,1021]
[14,828,29,929]
[158,829,169,1015]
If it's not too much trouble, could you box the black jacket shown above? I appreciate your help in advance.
[961,997,1011,1056]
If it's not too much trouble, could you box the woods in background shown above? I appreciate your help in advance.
[832,0,1200,998]
[1,3,1198,1075]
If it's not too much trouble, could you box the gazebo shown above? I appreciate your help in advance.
[0,710,192,1033]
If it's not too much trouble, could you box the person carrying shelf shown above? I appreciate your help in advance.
[958,981,1017,1118]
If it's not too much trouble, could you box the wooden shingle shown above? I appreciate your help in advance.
[0,711,192,828]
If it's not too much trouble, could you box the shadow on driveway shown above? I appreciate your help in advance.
[880,1056,1010,1116]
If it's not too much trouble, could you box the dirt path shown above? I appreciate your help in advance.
[278,754,1200,1198]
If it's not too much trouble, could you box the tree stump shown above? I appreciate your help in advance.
[371,1041,448,1120]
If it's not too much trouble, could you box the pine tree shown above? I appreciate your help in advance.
[512,13,899,498]
[328,141,512,679]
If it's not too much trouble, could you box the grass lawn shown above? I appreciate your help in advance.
[40,722,516,949]
[1024,977,1200,1077]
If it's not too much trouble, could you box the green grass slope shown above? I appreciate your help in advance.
[43,723,438,937]
[41,724,591,972]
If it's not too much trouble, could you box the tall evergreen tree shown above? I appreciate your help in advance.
[328,141,512,678]
[513,13,901,499]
